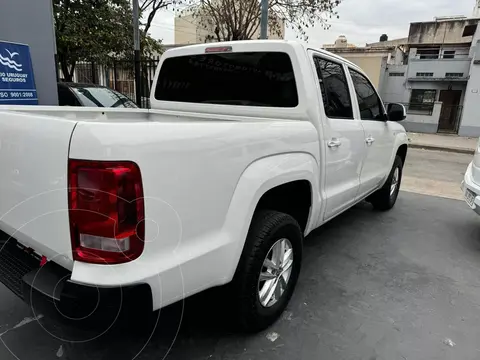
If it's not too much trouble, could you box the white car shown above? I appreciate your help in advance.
[0,40,408,331]
[462,139,480,214]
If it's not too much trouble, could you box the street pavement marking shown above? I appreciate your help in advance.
[401,176,463,201]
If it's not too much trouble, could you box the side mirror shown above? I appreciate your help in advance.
[387,103,406,122]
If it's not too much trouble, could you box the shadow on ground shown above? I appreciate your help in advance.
[2,192,480,360]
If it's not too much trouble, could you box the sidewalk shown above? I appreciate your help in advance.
[408,132,477,155]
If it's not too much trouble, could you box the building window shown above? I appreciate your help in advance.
[416,48,440,59]
[408,89,436,114]
[443,50,456,59]
[445,72,464,77]
[416,72,434,77]
[463,24,477,37]
[389,72,405,77]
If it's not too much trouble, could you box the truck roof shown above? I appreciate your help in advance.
[163,40,361,71]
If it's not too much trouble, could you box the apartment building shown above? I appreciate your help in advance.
[380,16,480,135]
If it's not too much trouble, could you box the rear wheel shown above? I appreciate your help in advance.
[231,210,303,332]
[369,155,403,211]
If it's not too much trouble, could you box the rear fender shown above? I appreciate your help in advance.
[219,152,319,284]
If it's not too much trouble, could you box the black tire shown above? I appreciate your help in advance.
[231,210,303,332]
[369,155,403,211]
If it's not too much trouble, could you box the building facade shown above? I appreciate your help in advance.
[324,36,401,90]
[380,16,479,135]
[458,18,480,136]
[175,12,284,44]
[326,5,480,136]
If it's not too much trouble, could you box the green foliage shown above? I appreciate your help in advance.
[54,0,162,81]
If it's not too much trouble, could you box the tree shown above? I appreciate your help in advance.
[140,0,176,35]
[182,0,341,42]
[54,0,162,82]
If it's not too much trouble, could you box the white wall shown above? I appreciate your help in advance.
[381,70,467,107]
[407,102,442,124]
[381,65,409,103]
[402,102,442,133]
[459,28,480,136]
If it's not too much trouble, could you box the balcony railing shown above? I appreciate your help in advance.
[407,57,471,81]
[413,53,469,60]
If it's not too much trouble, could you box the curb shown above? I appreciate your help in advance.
[409,143,475,155]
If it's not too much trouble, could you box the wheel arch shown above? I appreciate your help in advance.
[396,143,408,166]
[220,152,320,283]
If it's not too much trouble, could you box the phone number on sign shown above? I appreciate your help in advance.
[0,92,35,98]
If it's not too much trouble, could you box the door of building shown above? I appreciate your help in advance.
[438,90,462,133]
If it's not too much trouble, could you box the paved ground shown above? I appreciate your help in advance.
[402,148,471,200]
[1,149,479,360]
[408,132,477,154]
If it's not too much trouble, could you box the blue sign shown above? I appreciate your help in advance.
[0,41,38,105]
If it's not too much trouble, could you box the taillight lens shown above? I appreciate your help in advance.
[68,160,145,264]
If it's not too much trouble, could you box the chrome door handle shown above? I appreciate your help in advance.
[327,138,342,148]
[366,136,375,145]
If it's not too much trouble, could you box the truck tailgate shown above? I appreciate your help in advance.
[0,111,77,270]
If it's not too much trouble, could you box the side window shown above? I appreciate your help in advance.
[349,69,385,121]
[313,57,353,119]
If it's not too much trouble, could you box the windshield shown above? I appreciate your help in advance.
[72,87,137,108]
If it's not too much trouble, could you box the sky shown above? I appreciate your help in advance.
[148,0,477,47]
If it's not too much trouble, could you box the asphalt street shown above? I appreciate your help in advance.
[402,148,471,200]
[1,149,480,360]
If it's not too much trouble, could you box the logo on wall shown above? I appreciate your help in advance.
[0,49,23,72]
[0,40,37,105]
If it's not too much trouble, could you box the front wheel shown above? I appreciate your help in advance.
[369,155,403,211]
[231,210,303,332]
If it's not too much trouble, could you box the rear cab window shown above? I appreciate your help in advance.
[154,51,298,107]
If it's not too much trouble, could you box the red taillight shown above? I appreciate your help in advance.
[68,160,145,264]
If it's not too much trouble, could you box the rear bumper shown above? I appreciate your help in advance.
[462,162,480,215]
[0,238,151,322]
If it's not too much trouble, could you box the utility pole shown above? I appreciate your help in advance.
[260,0,268,39]
[133,0,142,107]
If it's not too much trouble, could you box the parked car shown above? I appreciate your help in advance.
[57,82,137,108]
[462,139,480,213]
[0,41,407,331]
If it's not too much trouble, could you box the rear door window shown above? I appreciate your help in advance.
[313,57,353,119]
[154,52,298,107]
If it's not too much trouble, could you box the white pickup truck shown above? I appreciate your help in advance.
[0,40,408,331]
